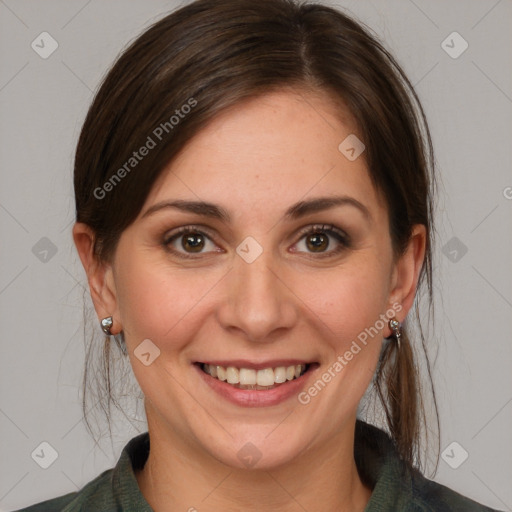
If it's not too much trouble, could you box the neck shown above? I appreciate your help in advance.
[136,415,372,512]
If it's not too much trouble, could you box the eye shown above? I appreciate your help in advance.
[292,224,350,257]
[163,223,350,260]
[163,226,220,259]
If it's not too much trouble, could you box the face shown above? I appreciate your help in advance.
[104,89,405,469]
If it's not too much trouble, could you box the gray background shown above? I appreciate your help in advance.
[1,0,511,510]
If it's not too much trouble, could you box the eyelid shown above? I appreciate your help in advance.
[294,223,349,243]
[163,224,217,242]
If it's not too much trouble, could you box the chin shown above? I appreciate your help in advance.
[201,425,312,471]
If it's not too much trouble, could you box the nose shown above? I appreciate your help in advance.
[216,247,298,343]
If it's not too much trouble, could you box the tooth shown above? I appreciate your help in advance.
[226,366,239,384]
[216,366,227,381]
[274,367,287,383]
[257,368,275,386]
[208,363,308,386]
[239,368,257,385]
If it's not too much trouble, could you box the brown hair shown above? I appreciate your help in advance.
[75,0,439,471]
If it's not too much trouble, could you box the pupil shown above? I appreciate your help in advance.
[307,233,328,252]
[183,233,204,252]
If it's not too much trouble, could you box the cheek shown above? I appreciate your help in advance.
[296,259,391,348]
[114,252,225,349]
[287,260,391,431]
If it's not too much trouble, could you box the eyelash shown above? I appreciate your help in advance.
[162,224,350,260]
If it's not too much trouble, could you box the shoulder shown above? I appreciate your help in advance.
[12,492,77,511]
[13,432,151,512]
[355,420,503,512]
[13,467,115,512]
[408,467,502,511]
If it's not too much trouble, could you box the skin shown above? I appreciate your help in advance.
[74,89,426,512]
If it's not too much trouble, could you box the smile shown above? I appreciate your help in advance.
[194,361,319,407]
[201,363,308,389]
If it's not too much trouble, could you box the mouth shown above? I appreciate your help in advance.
[194,361,318,391]
[193,359,320,407]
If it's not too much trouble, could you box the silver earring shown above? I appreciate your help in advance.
[101,316,128,355]
[101,316,113,335]
[389,318,402,349]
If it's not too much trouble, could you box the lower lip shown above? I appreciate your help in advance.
[194,363,318,407]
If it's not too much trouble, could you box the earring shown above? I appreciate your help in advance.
[100,316,128,355]
[101,316,113,335]
[389,318,402,349]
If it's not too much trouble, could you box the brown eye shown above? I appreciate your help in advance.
[306,232,330,252]
[181,232,206,253]
[293,224,350,257]
[163,226,219,259]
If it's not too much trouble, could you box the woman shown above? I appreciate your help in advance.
[17,0,503,510]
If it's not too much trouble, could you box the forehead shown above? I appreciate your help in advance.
[144,89,385,219]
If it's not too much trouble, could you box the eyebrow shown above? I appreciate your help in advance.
[141,195,371,223]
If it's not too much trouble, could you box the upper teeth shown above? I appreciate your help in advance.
[202,364,306,386]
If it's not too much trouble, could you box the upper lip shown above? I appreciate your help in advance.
[196,359,316,370]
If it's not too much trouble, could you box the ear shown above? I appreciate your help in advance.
[385,224,426,335]
[72,222,122,334]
